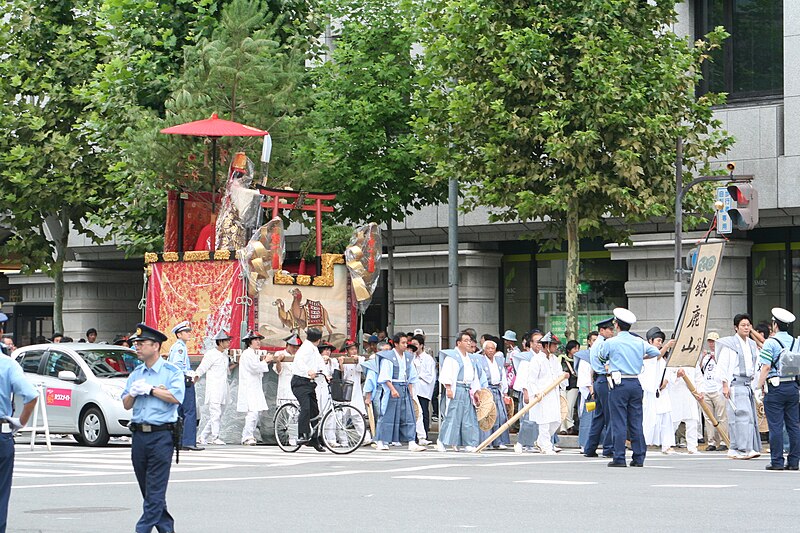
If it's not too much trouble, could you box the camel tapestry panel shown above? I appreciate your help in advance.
[146,259,245,355]
[257,263,355,348]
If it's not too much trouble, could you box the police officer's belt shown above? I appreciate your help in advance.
[184,376,194,387]
[779,377,798,383]
[129,422,175,433]
[620,375,638,378]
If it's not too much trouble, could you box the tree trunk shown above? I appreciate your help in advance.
[52,209,70,335]
[385,224,395,336]
[565,207,580,341]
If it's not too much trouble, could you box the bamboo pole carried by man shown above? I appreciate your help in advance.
[680,373,730,447]
[475,373,568,453]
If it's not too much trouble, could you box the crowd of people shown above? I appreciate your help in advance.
[178,306,800,471]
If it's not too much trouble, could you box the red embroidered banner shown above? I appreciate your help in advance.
[146,260,247,355]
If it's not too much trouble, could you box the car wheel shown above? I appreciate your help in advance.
[73,432,86,445]
[80,407,110,447]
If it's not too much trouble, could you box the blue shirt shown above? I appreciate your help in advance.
[123,357,185,424]
[598,331,660,375]
[1,357,37,418]
[168,339,191,375]
[759,331,796,377]
[377,351,418,384]
[589,336,607,374]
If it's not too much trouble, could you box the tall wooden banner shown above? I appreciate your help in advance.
[667,242,725,368]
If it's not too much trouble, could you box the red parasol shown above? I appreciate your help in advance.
[160,113,269,211]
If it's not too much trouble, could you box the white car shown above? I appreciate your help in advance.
[12,343,141,446]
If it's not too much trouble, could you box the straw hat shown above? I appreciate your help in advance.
[476,389,497,431]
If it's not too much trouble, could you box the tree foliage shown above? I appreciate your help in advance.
[411,0,734,337]
[297,0,446,227]
[0,0,115,331]
[90,0,314,255]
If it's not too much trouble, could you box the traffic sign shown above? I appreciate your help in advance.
[716,187,733,234]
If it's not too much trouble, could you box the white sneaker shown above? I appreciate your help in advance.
[542,450,557,456]
[553,445,562,453]
[376,442,389,451]
[728,450,746,459]
[436,440,447,453]
[241,438,256,446]
[197,438,208,446]
[418,438,432,446]
[465,446,477,453]
[514,442,522,455]
[391,442,402,447]
[212,438,226,445]
[497,444,508,450]
[744,450,761,459]
[408,442,426,452]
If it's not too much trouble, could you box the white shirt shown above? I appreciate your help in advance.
[413,352,436,400]
[439,350,475,386]
[487,358,501,385]
[697,352,721,393]
[716,336,753,384]
[292,340,323,378]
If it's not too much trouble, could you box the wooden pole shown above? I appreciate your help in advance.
[475,373,568,453]
[366,401,376,436]
[680,373,730,447]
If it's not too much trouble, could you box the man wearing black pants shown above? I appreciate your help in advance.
[291,328,326,452]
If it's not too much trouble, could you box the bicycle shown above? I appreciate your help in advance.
[273,374,367,455]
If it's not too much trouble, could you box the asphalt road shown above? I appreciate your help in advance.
[8,439,800,533]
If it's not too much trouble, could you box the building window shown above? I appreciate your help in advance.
[502,253,627,344]
[696,0,783,100]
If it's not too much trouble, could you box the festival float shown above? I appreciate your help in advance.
[142,114,381,443]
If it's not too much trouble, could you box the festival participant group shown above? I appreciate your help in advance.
[179,305,799,470]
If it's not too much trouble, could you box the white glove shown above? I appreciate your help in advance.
[129,379,152,397]
[3,416,23,434]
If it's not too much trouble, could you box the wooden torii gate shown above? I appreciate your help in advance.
[257,186,336,275]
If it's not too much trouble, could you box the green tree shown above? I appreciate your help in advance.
[0,0,114,334]
[412,0,733,338]
[89,0,314,255]
[298,0,446,331]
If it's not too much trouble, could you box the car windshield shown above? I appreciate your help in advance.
[77,349,138,377]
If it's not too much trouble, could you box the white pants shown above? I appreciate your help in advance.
[561,389,579,431]
[537,421,560,452]
[200,402,224,441]
[242,411,260,442]
[673,418,698,452]
[415,398,427,439]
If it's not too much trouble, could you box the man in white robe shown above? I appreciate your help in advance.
[527,332,566,455]
[196,330,234,445]
[640,327,676,454]
[236,330,272,445]
[274,334,301,406]
[410,335,435,446]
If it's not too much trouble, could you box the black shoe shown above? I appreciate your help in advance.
[312,441,326,452]
[181,446,204,451]
[602,453,614,458]
[717,445,728,452]
[786,465,799,471]
[765,464,785,471]
[584,452,599,458]
[608,461,626,467]
[630,461,644,467]
[705,445,717,452]
[297,435,311,445]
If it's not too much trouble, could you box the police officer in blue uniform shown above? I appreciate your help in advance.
[583,317,616,458]
[598,308,660,467]
[123,323,185,533]
[756,307,800,471]
[1,350,38,532]
[168,321,203,451]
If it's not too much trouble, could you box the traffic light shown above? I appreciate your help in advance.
[726,183,758,230]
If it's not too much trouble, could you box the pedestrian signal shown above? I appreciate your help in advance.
[726,183,758,230]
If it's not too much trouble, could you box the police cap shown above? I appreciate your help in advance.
[129,323,168,343]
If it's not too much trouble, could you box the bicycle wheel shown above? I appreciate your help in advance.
[321,405,366,454]
[273,403,302,453]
